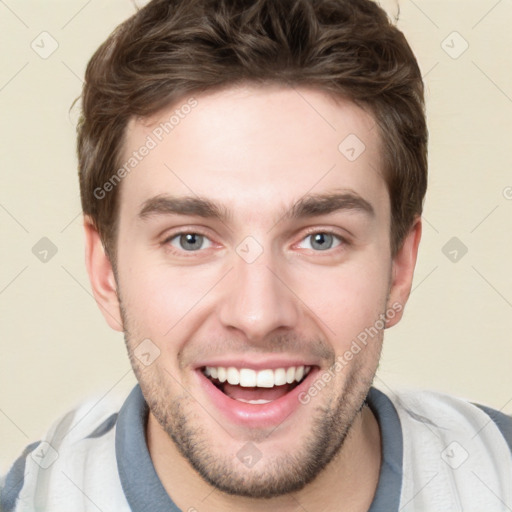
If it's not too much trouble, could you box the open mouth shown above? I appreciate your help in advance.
[201,365,313,404]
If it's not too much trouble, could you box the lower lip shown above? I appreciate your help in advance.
[196,368,318,429]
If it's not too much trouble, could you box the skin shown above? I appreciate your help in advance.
[85,84,421,512]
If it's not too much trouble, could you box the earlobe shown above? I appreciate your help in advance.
[83,216,124,332]
[386,217,422,328]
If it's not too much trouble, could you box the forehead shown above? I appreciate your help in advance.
[119,85,389,224]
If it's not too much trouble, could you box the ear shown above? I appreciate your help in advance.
[83,216,123,332]
[386,217,422,328]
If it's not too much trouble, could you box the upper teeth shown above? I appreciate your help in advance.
[203,365,311,388]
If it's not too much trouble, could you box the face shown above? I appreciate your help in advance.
[86,85,419,498]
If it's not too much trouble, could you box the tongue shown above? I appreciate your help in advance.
[223,383,294,402]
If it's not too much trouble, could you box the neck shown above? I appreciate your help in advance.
[147,405,382,512]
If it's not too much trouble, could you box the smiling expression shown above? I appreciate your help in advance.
[87,84,419,498]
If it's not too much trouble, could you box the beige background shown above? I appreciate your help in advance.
[1,0,511,471]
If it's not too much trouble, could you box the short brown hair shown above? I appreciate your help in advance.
[78,0,427,259]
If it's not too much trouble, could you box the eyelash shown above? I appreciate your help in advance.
[297,228,348,251]
[161,228,348,256]
[162,229,213,256]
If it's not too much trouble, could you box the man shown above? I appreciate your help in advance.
[1,0,511,510]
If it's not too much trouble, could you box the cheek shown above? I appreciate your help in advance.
[117,257,222,337]
[293,257,390,344]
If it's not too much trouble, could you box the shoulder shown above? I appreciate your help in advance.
[377,387,512,511]
[387,387,512,449]
[1,392,130,512]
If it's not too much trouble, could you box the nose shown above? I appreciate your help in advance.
[217,250,300,342]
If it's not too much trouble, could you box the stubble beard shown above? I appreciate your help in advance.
[121,316,381,498]
[141,366,375,499]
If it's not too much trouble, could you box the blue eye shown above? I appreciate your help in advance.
[169,233,212,251]
[299,232,342,251]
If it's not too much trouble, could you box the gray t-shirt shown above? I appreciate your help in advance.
[2,385,511,511]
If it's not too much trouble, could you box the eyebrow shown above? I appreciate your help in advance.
[286,191,374,220]
[139,195,229,221]
[138,191,374,223]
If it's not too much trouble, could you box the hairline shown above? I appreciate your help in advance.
[102,83,403,262]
